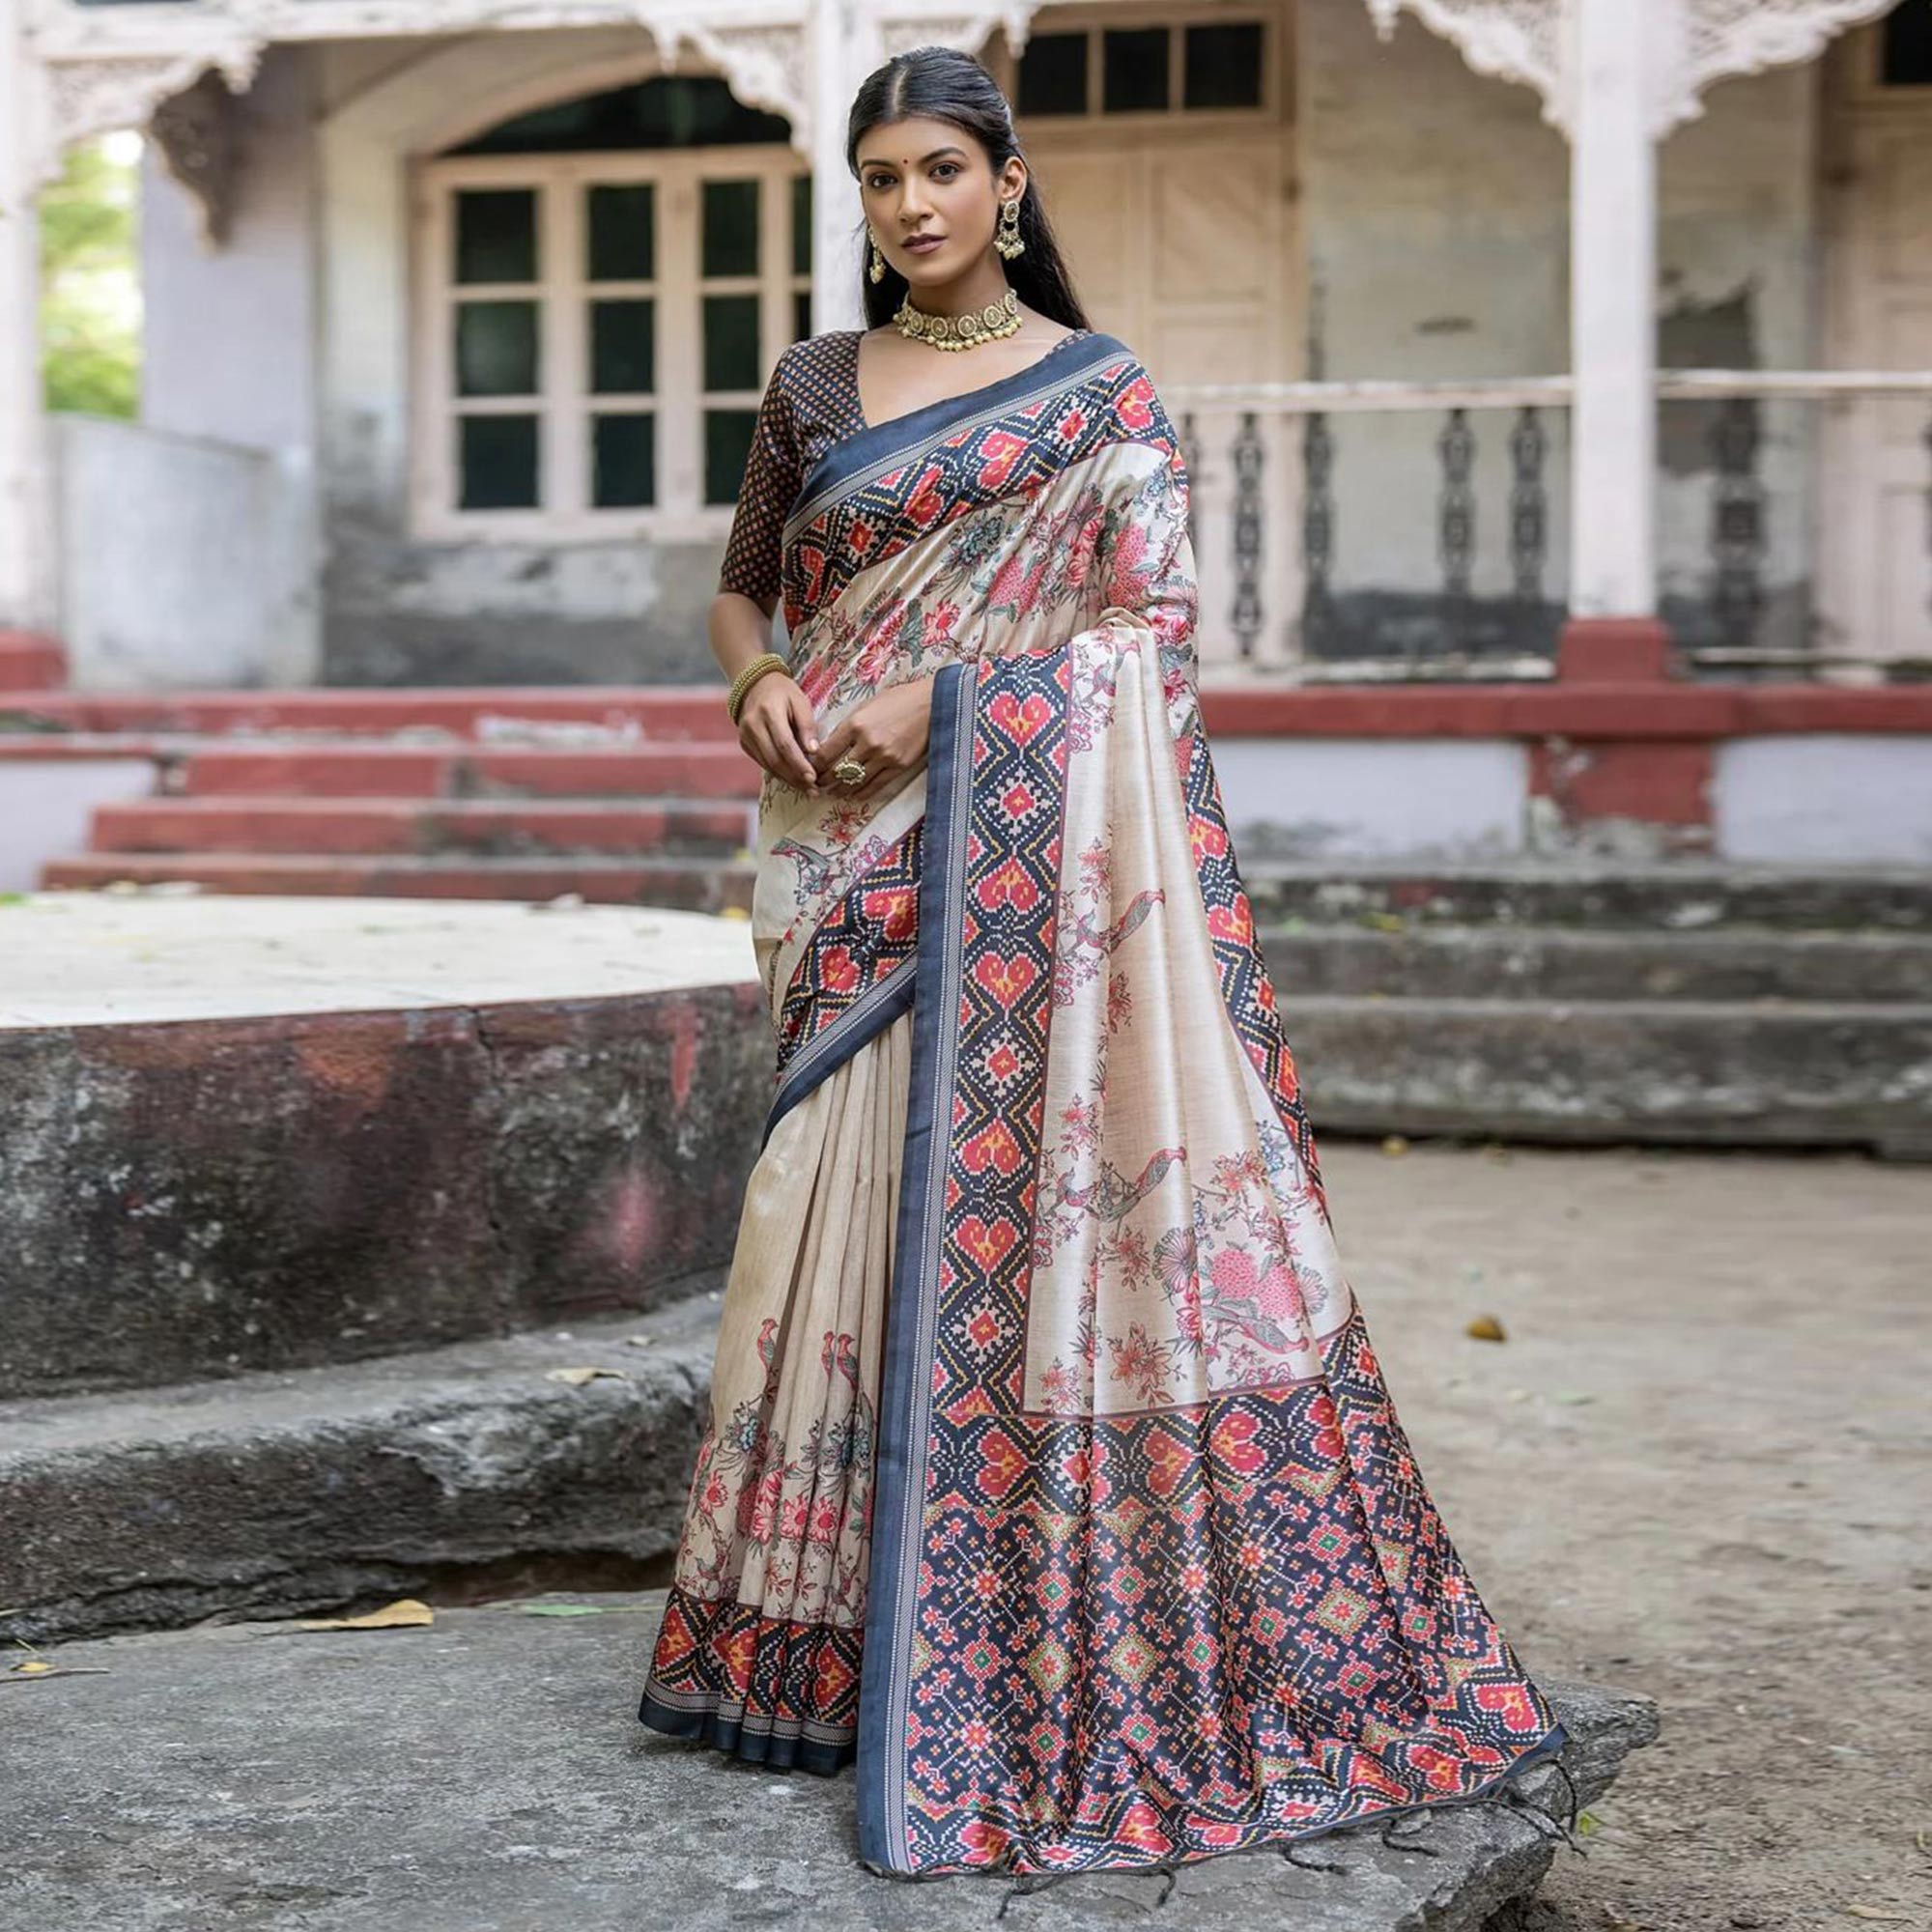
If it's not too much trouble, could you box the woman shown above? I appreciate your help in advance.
[639,44,1565,1880]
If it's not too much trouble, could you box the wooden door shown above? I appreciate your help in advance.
[1819,19,1932,664]
[1012,6,1301,672]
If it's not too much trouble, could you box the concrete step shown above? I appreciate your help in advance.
[88,796,758,859]
[1263,923,1932,1004]
[0,1294,723,1642]
[1283,993,1932,1157]
[0,1604,1655,1932]
[1241,861,1932,934]
[6,685,741,742]
[171,740,762,800]
[1,898,766,1399]
[38,850,757,909]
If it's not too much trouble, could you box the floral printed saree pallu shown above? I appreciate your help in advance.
[639,331,1565,1876]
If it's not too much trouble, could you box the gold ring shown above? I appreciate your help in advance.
[833,756,867,787]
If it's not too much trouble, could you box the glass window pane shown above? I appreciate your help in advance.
[591,298,655,394]
[455,188,536,284]
[703,294,762,392]
[1017,32,1089,116]
[587,184,654,280]
[592,413,656,507]
[1883,8,1932,85]
[1184,23,1264,109]
[459,415,539,510]
[705,409,758,505]
[790,172,812,276]
[455,300,539,396]
[794,290,812,345]
[1103,28,1169,113]
[701,179,760,277]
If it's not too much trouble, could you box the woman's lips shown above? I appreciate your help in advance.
[903,235,944,254]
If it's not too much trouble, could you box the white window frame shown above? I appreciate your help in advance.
[411,145,809,544]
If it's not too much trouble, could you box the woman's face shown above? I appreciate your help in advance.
[855,113,1024,286]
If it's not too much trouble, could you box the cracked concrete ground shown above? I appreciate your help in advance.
[1308,1139,1932,1932]
[2,1136,1922,1929]
[0,1603,1651,1932]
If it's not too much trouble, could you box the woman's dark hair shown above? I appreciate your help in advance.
[845,45,1092,332]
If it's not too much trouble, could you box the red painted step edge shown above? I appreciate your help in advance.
[9,679,1930,742]
[0,631,68,693]
[175,744,762,801]
[10,686,741,740]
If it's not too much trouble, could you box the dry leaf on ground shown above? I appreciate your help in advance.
[288,1598,435,1633]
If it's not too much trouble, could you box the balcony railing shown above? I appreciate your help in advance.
[1164,372,1932,683]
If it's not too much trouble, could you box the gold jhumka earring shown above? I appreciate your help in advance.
[867,231,887,283]
[994,195,1025,260]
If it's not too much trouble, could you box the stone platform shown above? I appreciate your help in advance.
[0,1589,1657,1932]
[0,895,766,1400]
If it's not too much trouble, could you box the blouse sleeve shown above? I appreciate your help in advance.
[718,348,802,607]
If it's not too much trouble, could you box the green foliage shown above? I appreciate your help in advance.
[40,133,141,419]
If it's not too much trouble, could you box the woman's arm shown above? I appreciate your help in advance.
[712,588,821,794]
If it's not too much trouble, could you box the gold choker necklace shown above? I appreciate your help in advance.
[893,287,1022,352]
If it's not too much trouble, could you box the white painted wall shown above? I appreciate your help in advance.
[1296,0,1818,628]
[52,414,312,690]
[1714,734,1932,864]
[1298,0,1571,606]
[0,757,156,893]
[142,45,320,457]
[128,43,322,687]
[1210,736,1529,859]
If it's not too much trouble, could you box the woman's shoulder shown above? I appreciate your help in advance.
[768,328,863,398]
[779,327,866,367]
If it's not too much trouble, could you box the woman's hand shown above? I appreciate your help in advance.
[810,679,934,805]
[737,671,821,793]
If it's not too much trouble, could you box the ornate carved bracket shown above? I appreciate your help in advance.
[876,6,1037,60]
[1364,0,1561,123]
[22,3,816,212]
[667,16,810,146]
[1666,0,1899,129]
[1366,0,1899,135]
[148,66,246,249]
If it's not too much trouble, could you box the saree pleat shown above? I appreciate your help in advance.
[639,1008,908,1774]
[640,328,1563,1872]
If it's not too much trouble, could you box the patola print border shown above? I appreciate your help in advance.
[779,335,1164,635]
[855,654,984,1872]
[853,651,1567,1878]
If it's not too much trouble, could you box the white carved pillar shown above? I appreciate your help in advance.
[810,1,880,334]
[0,0,55,633]
[1561,0,1665,675]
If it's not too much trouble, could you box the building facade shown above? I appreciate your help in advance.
[1,0,1929,693]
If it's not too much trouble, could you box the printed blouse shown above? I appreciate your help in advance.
[717,330,867,608]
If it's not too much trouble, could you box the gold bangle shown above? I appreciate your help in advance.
[725,652,788,724]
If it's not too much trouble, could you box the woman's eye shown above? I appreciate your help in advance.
[865,173,893,190]
[932,164,960,180]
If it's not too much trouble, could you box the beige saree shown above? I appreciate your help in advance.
[639,332,1564,1876]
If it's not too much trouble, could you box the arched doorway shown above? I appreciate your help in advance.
[412,73,811,541]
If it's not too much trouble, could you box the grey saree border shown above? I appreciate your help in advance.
[761,954,917,1149]
[782,330,1126,546]
[854,657,978,1875]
